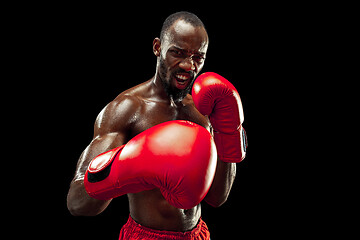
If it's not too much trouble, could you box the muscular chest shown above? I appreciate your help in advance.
[130,100,210,139]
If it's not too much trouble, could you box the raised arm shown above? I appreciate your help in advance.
[67,95,139,216]
[191,72,248,207]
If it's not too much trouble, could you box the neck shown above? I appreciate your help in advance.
[151,74,185,107]
[152,70,170,100]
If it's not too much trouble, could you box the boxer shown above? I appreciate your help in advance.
[67,11,247,240]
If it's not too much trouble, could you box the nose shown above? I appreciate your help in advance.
[179,57,196,72]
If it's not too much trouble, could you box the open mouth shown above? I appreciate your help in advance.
[174,73,191,89]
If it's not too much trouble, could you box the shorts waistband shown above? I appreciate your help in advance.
[119,215,210,240]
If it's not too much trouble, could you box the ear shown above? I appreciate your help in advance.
[153,38,161,57]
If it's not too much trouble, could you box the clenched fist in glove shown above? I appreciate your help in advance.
[192,72,247,163]
[84,120,217,209]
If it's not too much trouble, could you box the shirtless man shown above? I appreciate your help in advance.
[67,11,246,239]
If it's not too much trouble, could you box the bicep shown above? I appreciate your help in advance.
[73,94,139,180]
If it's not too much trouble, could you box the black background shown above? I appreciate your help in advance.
[10,2,346,239]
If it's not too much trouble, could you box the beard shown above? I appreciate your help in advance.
[158,57,195,101]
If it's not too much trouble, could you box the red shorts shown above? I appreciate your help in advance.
[119,215,210,240]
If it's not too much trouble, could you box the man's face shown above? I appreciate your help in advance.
[156,20,208,101]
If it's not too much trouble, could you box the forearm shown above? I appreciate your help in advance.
[67,134,122,216]
[67,178,111,216]
[204,160,236,207]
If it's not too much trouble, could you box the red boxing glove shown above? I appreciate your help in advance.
[192,72,247,163]
[84,120,217,209]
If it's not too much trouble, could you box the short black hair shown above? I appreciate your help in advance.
[160,11,206,41]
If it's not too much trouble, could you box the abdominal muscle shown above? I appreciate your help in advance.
[127,189,201,232]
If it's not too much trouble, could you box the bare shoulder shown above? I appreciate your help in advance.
[183,94,196,106]
[182,94,212,132]
[94,83,147,137]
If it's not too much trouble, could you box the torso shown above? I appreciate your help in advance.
[112,79,210,231]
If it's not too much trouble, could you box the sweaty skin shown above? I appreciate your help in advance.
[67,19,236,232]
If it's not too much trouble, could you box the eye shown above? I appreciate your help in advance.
[192,55,205,63]
[171,49,182,56]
